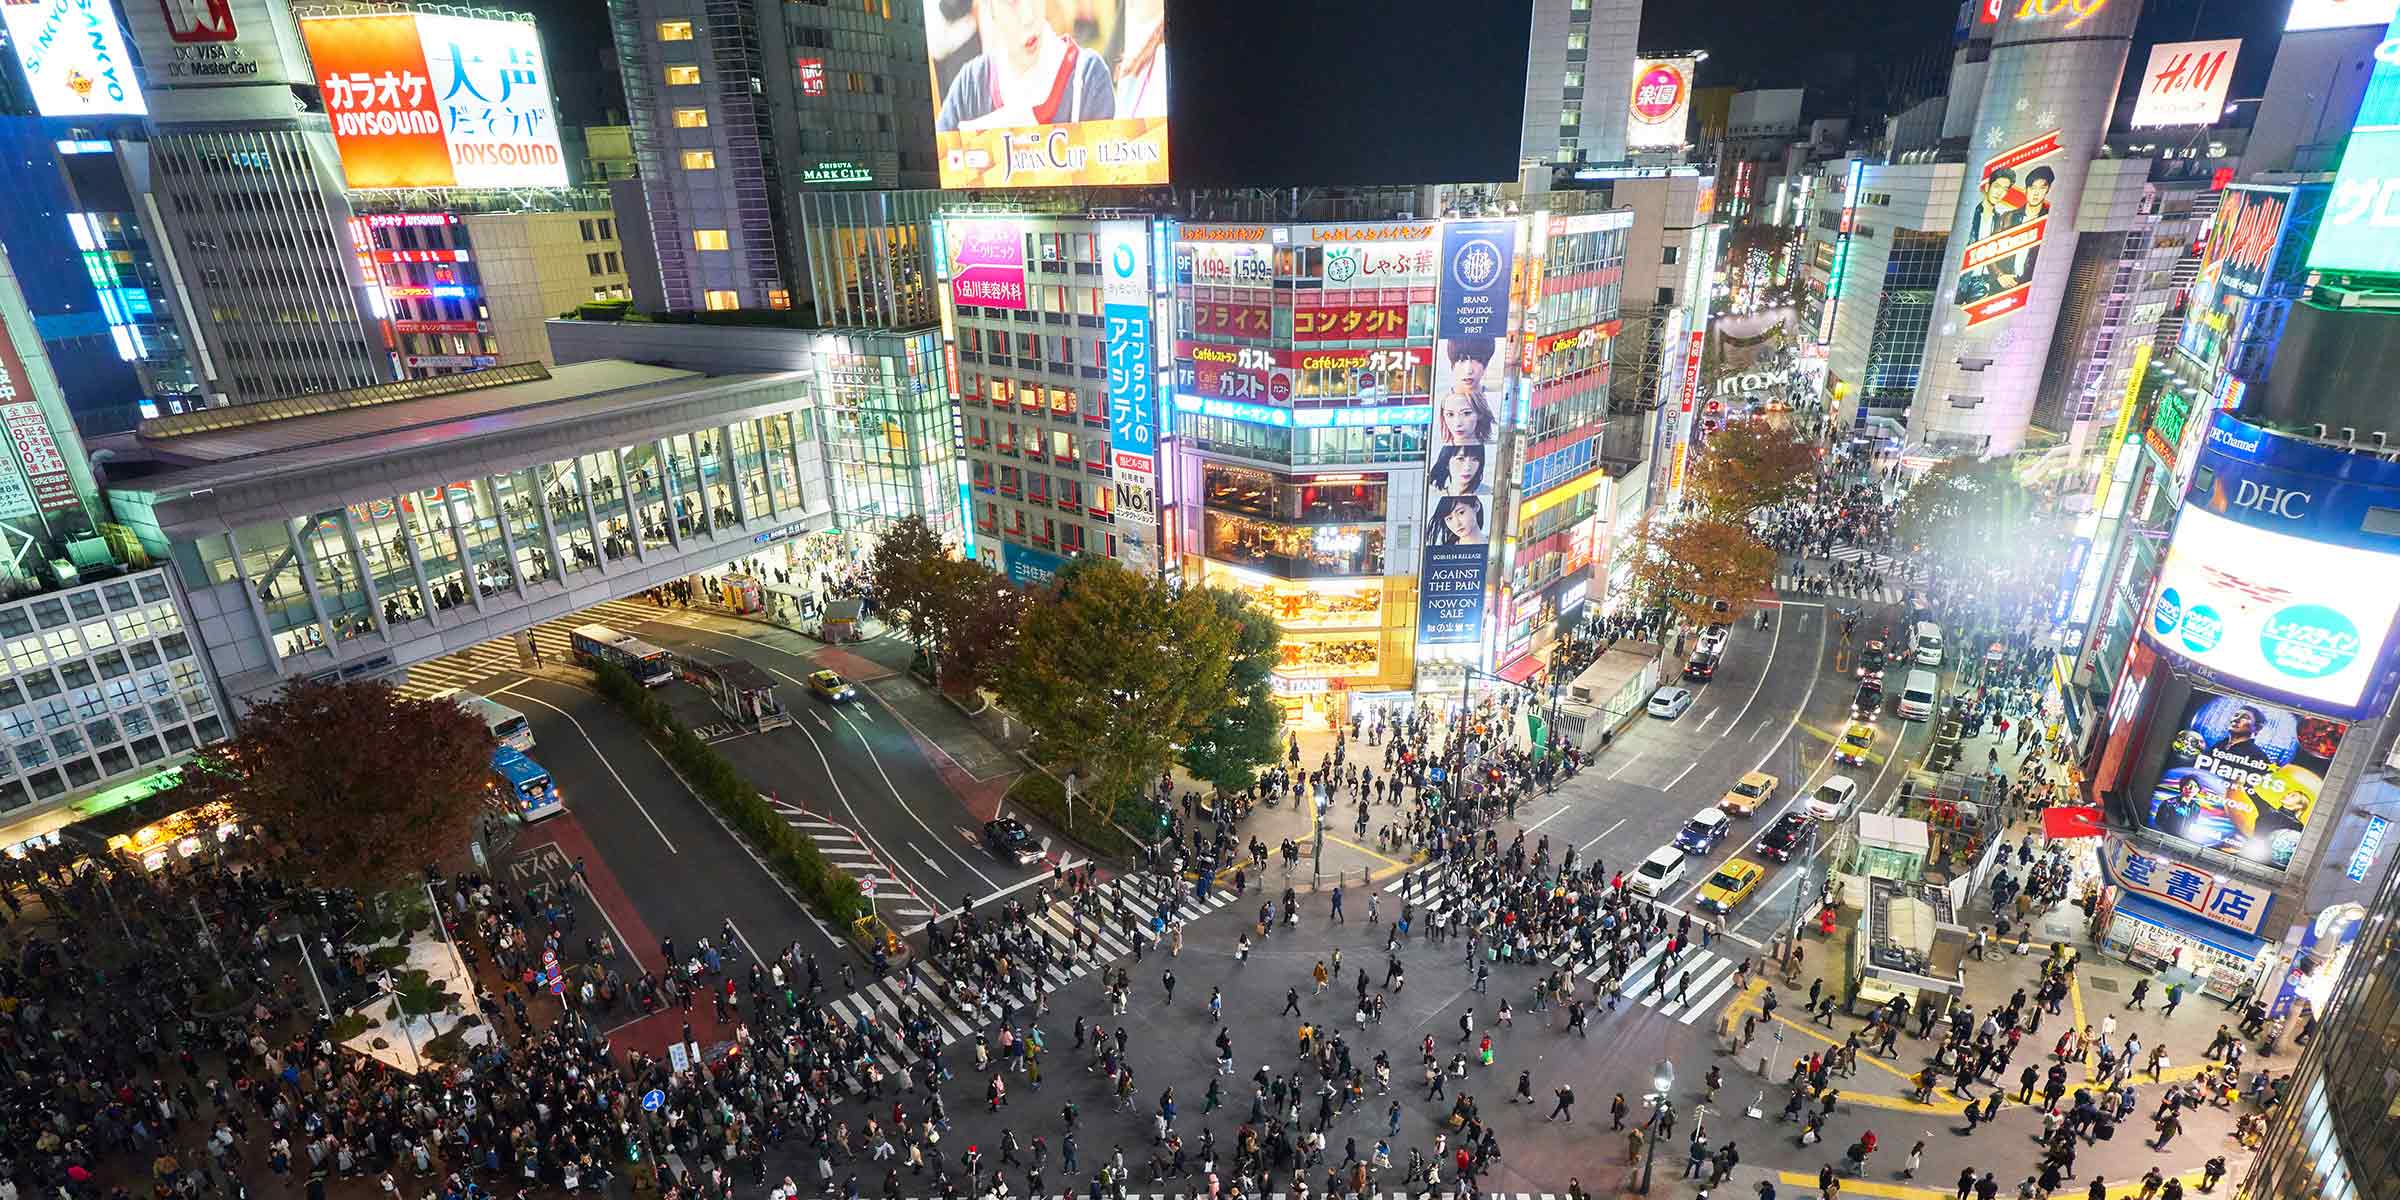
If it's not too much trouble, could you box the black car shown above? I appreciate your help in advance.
[1684,650,1720,681]
[1853,680,1884,718]
[982,818,1043,866]
[1758,812,1813,863]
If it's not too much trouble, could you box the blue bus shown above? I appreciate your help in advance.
[490,747,564,822]
[570,623,675,687]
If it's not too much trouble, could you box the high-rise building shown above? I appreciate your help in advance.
[1519,0,1642,175]
[607,0,939,314]
[1904,0,2144,454]
[347,202,632,378]
[118,0,395,407]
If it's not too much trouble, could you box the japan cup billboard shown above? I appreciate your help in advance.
[923,0,1169,189]
[299,11,568,189]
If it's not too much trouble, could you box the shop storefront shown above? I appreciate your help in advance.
[2095,838,2276,1002]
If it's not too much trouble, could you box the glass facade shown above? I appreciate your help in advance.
[159,392,830,669]
[0,570,220,816]
[2240,855,2400,1200]
[818,329,957,539]
[1862,230,1944,405]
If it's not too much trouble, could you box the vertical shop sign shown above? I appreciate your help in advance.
[1101,221,1157,571]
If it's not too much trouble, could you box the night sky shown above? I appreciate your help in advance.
[1645,0,2295,118]
[518,0,2308,144]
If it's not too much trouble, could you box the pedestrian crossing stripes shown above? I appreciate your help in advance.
[393,597,685,700]
[1773,572,1907,606]
[1824,544,1912,574]
[807,873,1243,1078]
[1382,863,1748,1026]
[765,800,935,921]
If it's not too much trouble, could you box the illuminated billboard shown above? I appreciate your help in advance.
[2144,687,2344,870]
[2,0,146,116]
[1418,217,1519,650]
[2285,0,2400,30]
[2309,11,2400,275]
[1626,58,1695,150]
[2174,185,2299,380]
[944,220,1028,310]
[2129,39,2239,129]
[922,0,1168,189]
[127,0,311,90]
[2143,414,2400,717]
[299,11,568,190]
[1951,128,2063,327]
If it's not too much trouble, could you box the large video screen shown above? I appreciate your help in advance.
[299,12,569,190]
[923,0,1168,189]
[2145,688,2347,870]
[1,0,145,117]
[2311,10,2400,273]
[2146,502,2400,713]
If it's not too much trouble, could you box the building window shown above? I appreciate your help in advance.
[1564,70,1583,90]
[665,65,701,86]
[693,229,730,250]
[704,290,740,310]
[673,107,710,128]
[1663,246,1679,264]
[681,149,718,170]
[657,19,694,39]
[579,219,595,241]
[605,251,621,273]
[587,253,603,275]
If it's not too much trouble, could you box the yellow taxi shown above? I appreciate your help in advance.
[1698,859,1767,913]
[1719,771,1778,817]
[1835,720,1877,766]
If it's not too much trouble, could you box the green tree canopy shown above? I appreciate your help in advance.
[997,559,1239,823]
[180,679,495,891]
[1177,587,1284,794]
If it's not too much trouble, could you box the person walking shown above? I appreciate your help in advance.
[1282,987,1303,1017]
[1611,1093,1629,1131]
[1549,1084,1576,1123]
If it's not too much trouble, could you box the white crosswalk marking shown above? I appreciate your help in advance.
[1774,572,1906,605]
[393,597,682,700]
[1380,861,1749,1025]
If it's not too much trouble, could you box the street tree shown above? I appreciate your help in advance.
[179,679,495,891]
[934,561,1027,696]
[865,514,953,659]
[1623,513,1779,632]
[1894,457,2033,568]
[997,558,1239,826]
[1178,588,1284,795]
[1688,414,1819,520]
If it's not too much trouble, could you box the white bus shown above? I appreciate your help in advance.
[570,623,675,687]
[447,691,535,753]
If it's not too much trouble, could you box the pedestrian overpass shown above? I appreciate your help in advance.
[105,361,838,709]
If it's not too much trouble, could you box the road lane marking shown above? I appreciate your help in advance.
[1607,750,1646,780]
[1579,817,1627,852]
[496,685,677,854]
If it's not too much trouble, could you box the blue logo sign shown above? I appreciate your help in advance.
[2180,604,2223,654]
[642,1089,665,1112]
[2152,587,2183,637]
[2348,815,2391,882]
[1436,219,1519,340]
[1111,242,1137,279]
[2260,603,2362,680]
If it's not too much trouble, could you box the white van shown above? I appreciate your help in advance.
[1629,845,1689,898]
[1897,668,1939,721]
[1913,621,1944,667]
[1808,775,1860,821]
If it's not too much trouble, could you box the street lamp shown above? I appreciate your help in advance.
[1637,1059,1675,1194]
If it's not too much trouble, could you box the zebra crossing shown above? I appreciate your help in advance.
[765,799,936,923]
[1772,572,1908,606]
[808,872,1243,1077]
[394,598,680,700]
[1383,864,1750,1025]
[1825,544,1912,574]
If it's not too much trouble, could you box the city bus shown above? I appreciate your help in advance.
[569,623,674,687]
[447,691,535,753]
[490,747,564,822]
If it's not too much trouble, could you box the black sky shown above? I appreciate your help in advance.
[1643,0,2297,118]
